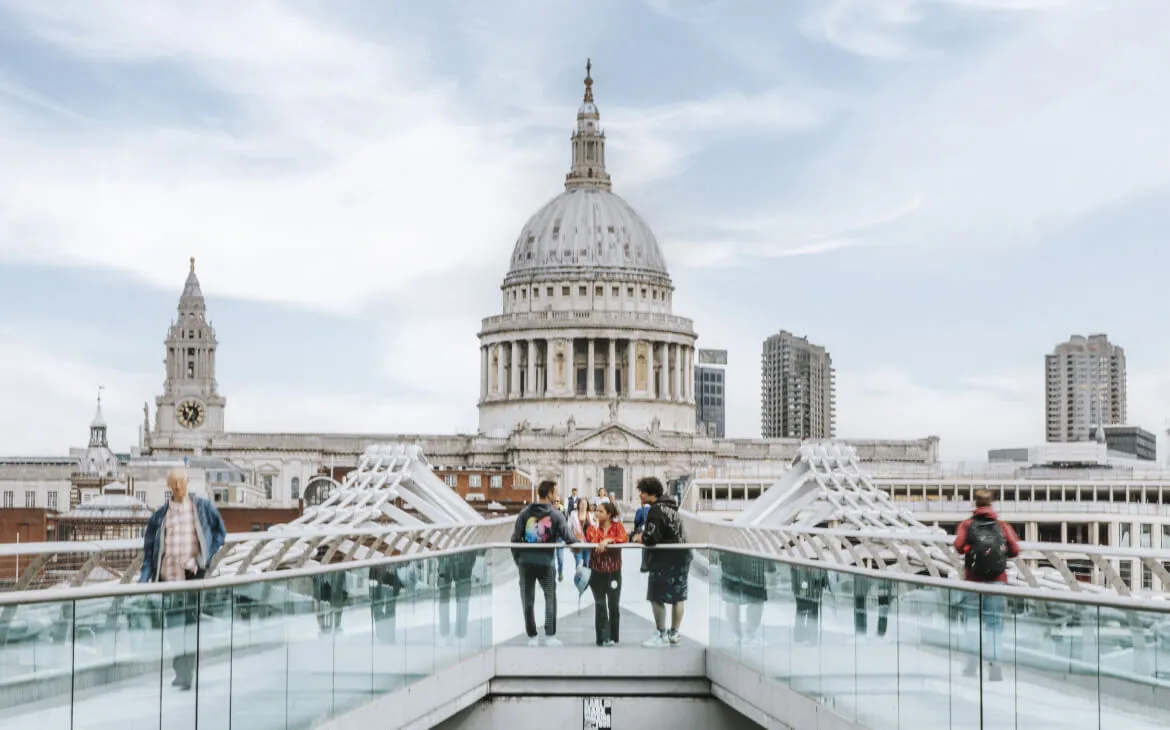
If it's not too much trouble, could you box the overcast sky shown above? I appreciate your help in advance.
[2,0,1169,463]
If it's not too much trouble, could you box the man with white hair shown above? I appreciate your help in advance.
[140,466,226,690]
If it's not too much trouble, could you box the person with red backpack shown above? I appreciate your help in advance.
[953,490,1020,681]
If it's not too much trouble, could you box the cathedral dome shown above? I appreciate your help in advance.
[506,188,668,280]
[504,59,669,285]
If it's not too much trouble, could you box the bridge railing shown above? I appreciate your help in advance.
[2,540,1169,729]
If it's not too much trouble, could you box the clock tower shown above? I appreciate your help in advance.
[152,257,227,451]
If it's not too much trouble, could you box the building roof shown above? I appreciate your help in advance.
[507,188,668,280]
[57,489,154,521]
[505,61,669,283]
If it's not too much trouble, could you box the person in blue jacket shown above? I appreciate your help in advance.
[139,467,226,690]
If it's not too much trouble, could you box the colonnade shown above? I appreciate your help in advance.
[480,336,695,403]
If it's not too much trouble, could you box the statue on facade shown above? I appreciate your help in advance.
[608,397,620,422]
[649,416,660,434]
[566,415,577,434]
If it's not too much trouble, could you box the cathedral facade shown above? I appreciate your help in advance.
[0,63,938,513]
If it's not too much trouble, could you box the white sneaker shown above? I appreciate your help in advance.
[602,640,616,647]
[526,637,540,647]
[642,633,670,648]
[543,636,563,647]
[667,629,681,645]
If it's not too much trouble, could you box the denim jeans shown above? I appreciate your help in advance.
[961,592,1005,662]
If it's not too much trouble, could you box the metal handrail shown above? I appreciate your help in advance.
[3,540,1169,616]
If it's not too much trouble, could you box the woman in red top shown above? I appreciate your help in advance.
[585,501,628,646]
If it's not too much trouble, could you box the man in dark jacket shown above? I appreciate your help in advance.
[633,476,690,647]
[953,490,1020,681]
[139,467,226,690]
[511,480,576,646]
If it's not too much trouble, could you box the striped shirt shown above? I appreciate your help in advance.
[161,497,199,582]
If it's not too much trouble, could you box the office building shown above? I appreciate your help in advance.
[695,349,727,438]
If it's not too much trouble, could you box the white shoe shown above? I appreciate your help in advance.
[543,636,563,647]
[526,637,540,647]
[667,629,681,645]
[642,633,670,648]
[602,640,616,647]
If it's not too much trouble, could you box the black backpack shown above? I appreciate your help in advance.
[965,517,1008,581]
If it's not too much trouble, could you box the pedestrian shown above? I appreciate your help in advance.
[791,565,830,645]
[953,489,1020,681]
[585,501,627,646]
[566,488,581,516]
[139,467,226,691]
[632,476,690,647]
[721,551,769,643]
[570,496,597,573]
[437,550,477,643]
[510,480,576,646]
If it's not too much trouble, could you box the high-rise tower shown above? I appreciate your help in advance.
[761,331,835,439]
[1045,334,1126,443]
[152,258,227,451]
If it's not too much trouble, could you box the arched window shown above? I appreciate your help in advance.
[291,477,301,501]
[303,477,336,506]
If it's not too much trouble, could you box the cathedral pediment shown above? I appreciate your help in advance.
[566,423,661,452]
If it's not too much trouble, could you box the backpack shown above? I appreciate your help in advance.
[965,517,1008,581]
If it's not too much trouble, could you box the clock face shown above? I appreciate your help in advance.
[177,400,205,429]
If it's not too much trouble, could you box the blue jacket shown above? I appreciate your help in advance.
[139,496,227,583]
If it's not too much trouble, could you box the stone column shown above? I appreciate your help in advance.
[688,346,695,401]
[546,338,555,397]
[480,346,488,400]
[586,338,596,397]
[659,342,669,400]
[607,339,617,397]
[673,343,682,401]
[647,340,656,399]
[626,338,637,397]
[495,343,506,399]
[510,341,521,396]
[527,340,537,397]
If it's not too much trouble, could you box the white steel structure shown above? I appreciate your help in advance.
[685,443,1170,599]
[1,444,511,593]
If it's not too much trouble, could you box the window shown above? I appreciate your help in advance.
[612,286,619,296]
[595,286,603,296]
[579,285,587,296]
[490,475,503,489]
[641,288,647,299]
[291,477,300,500]
[547,286,553,296]
[444,474,458,488]
[562,286,570,296]
[4,490,14,508]
[24,491,35,508]
[533,288,540,298]
[627,287,634,297]
[48,491,58,510]
[469,474,482,488]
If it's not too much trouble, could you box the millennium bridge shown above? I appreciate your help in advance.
[1,443,1168,729]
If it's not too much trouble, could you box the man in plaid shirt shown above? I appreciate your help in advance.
[140,468,226,690]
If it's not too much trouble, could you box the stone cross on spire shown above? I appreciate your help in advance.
[584,58,593,103]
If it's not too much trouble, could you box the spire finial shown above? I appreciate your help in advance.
[189,256,195,274]
[97,385,104,407]
[583,58,593,103]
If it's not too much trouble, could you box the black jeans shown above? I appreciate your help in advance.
[854,594,890,637]
[794,597,820,644]
[518,562,558,637]
[588,570,622,645]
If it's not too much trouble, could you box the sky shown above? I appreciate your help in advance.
[2,0,1169,464]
